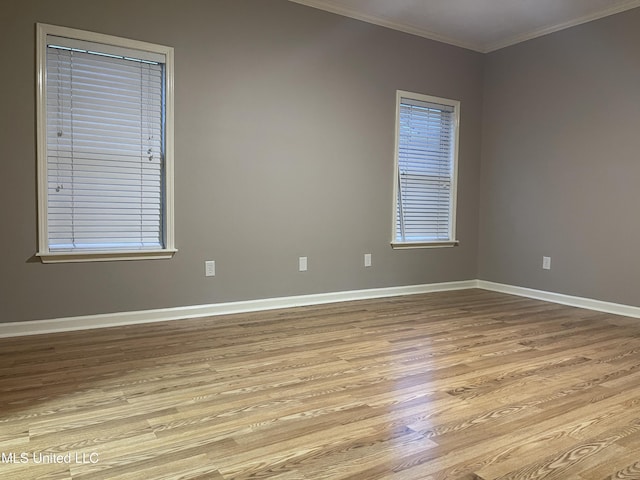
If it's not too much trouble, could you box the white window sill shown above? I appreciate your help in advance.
[391,241,459,249]
[37,249,178,264]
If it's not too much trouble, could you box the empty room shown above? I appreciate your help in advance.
[2,0,640,478]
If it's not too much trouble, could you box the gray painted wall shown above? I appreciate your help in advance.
[0,0,483,323]
[479,8,640,306]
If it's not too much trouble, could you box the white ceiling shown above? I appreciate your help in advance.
[289,0,640,52]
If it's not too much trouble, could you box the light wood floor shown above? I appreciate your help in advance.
[2,289,640,479]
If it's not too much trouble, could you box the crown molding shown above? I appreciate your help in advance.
[289,0,640,54]
[288,0,482,52]
[483,0,640,52]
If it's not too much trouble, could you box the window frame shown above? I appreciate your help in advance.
[35,23,176,263]
[391,90,460,249]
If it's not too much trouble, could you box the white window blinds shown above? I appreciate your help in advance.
[45,37,165,252]
[394,92,459,246]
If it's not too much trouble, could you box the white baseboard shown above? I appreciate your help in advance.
[478,280,640,319]
[0,280,477,338]
[3,279,638,338]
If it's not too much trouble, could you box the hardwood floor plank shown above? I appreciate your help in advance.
[597,461,640,480]
[2,289,640,479]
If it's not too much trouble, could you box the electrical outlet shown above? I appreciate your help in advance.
[542,256,551,270]
[364,253,372,267]
[299,256,307,272]
[205,260,215,277]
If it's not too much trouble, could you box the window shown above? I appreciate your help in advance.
[392,90,460,248]
[36,24,175,263]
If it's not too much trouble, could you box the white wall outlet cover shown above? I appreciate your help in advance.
[205,260,216,277]
[364,253,372,267]
[542,256,551,270]
[299,257,308,272]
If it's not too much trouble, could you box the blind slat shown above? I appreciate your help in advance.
[396,95,457,243]
[46,44,165,252]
